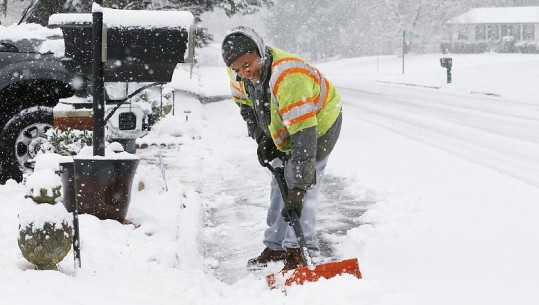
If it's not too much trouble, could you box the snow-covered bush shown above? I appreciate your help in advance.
[452,41,488,54]
[18,154,73,270]
[498,36,516,53]
[131,86,174,125]
[41,127,92,156]
[25,168,62,204]
[515,41,539,54]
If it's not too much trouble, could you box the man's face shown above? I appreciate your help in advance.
[229,51,264,83]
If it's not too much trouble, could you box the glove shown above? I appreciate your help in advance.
[257,135,282,167]
[282,188,306,222]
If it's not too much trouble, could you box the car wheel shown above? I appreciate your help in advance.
[0,106,53,183]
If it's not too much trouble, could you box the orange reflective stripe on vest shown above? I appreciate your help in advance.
[271,59,329,114]
[230,81,247,99]
[279,97,316,126]
[272,127,289,148]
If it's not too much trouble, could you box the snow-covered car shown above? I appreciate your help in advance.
[0,23,152,183]
[0,21,78,183]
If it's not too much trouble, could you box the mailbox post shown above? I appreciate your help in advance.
[50,9,195,224]
[92,0,105,156]
[440,57,452,84]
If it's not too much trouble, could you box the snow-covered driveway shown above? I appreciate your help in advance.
[138,94,372,285]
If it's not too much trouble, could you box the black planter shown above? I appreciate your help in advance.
[61,158,139,222]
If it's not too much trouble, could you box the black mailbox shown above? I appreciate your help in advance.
[440,57,453,83]
[49,10,195,83]
[440,57,452,68]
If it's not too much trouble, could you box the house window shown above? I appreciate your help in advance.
[475,25,486,40]
[506,24,521,39]
[487,24,499,40]
[523,24,535,40]
[457,25,468,40]
[501,25,508,37]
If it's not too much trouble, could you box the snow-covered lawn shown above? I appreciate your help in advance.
[1,52,539,304]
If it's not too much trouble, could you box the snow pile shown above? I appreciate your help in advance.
[49,8,194,29]
[24,153,70,201]
[37,38,65,57]
[135,95,205,147]
[75,142,139,160]
[0,23,62,41]
[25,169,61,199]
[0,22,64,55]
[18,201,72,231]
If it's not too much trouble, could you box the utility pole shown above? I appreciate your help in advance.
[402,30,405,74]
[376,40,379,73]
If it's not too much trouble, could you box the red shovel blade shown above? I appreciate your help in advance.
[266,258,362,288]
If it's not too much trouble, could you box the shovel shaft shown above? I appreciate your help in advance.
[266,164,313,267]
[288,210,314,268]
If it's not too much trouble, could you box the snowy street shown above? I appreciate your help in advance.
[338,82,539,186]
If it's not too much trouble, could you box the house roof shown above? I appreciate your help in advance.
[447,7,539,24]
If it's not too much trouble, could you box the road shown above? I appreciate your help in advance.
[338,82,539,187]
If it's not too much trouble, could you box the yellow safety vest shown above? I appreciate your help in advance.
[228,46,341,152]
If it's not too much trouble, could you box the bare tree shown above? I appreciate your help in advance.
[265,0,538,59]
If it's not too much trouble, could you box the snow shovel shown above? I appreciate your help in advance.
[265,164,362,288]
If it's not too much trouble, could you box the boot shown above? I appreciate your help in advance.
[281,247,306,272]
[247,247,287,270]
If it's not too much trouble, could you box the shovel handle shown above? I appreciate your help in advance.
[266,164,313,267]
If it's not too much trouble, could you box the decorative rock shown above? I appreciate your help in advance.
[18,220,72,270]
[18,154,73,270]
[25,165,62,204]
[25,186,62,204]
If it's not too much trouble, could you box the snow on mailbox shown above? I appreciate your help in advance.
[49,9,195,82]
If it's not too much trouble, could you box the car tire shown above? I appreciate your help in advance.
[0,106,54,183]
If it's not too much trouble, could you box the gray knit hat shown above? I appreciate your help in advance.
[222,33,258,66]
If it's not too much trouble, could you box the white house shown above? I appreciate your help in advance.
[447,6,539,43]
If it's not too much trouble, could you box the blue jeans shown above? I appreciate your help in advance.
[263,156,329,252]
